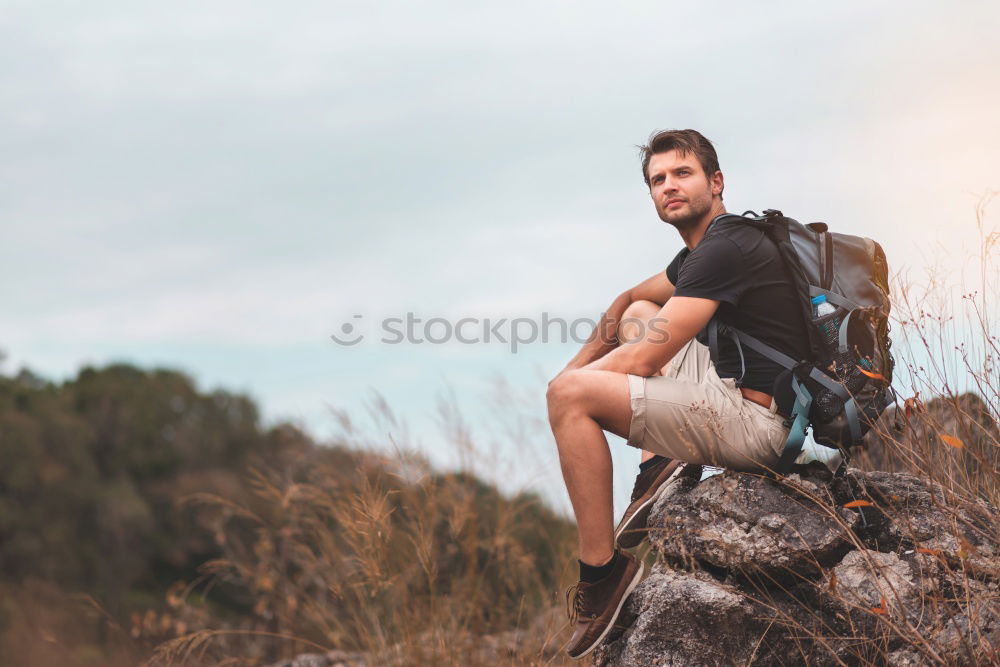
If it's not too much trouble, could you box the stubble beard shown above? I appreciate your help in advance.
[658,196,711,232]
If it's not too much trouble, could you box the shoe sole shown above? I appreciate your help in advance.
[614,463,687,547]
[570,559,646,659]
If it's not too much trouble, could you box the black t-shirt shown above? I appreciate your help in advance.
[666,219,808,394]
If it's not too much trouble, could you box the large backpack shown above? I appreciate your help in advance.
[704,209,895,474]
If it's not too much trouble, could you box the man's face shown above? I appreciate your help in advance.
[646,150,722,230]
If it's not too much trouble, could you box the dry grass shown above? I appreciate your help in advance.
[143,396,580,667]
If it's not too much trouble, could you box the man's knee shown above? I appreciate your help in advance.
[619,299,661,344]
[546,370,586,424]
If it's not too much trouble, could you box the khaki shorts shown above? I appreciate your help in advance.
[626,338,790,473]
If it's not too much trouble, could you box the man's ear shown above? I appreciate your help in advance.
[711,170,725,197]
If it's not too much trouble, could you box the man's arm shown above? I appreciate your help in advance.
[582,296,719,377]
[556,271,676,375]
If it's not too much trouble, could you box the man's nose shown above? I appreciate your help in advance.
[660,179,678,195]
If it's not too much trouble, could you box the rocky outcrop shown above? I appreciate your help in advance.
[594,466,1000,666]
[858,392,999,475]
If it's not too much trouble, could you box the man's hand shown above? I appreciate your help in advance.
[582,296,719,376]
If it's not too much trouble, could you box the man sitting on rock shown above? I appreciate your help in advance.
[546,128,808,659]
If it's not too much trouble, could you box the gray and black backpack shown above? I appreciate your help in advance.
[705,209,895,474]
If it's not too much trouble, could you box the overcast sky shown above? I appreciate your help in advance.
[3,0,999,511]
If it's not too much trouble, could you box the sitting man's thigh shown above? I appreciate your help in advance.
[547,370,632,438]
[635,373,785,471]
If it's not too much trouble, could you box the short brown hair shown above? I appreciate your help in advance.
[639,129,722,193]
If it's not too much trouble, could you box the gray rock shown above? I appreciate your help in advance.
[597,467,1000,666]
[853,470,999,577]
[647,468,859,575]
[594,566,770,666]
[888,648,931,666]
[829,549,919,622]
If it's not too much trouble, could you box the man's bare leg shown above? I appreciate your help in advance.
[546,298,673,563]
[546,369,633,564]
[617,299,666,466]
